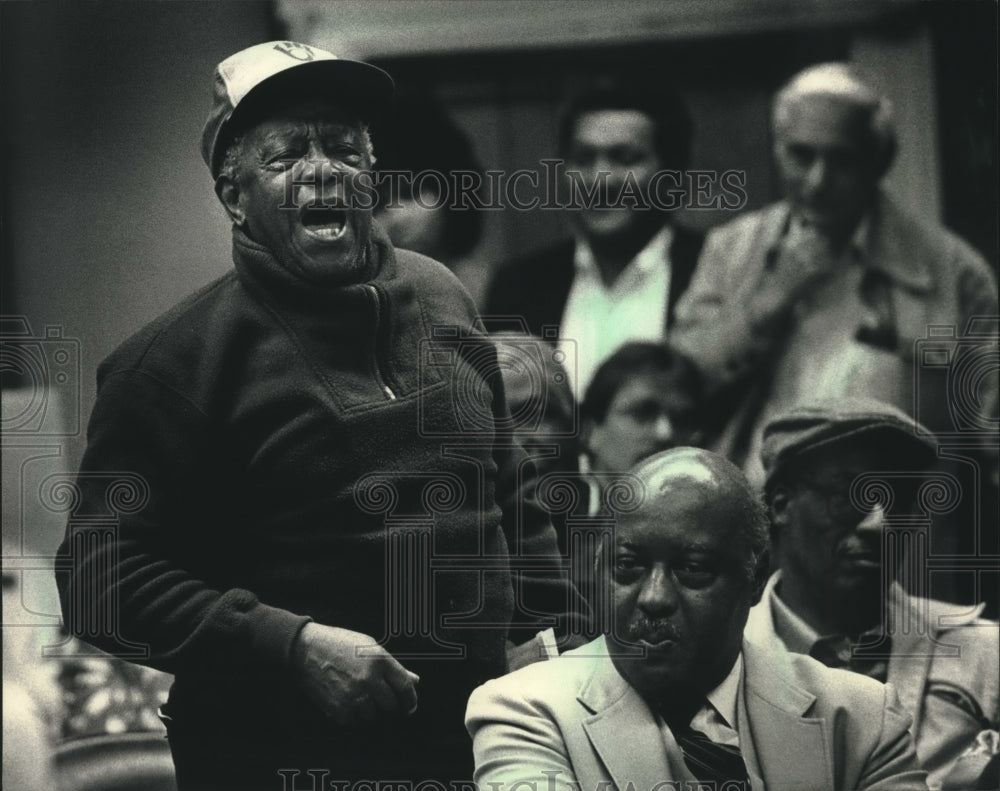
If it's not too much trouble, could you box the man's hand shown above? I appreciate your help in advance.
[750,222,839,326]
[291,623,420,726]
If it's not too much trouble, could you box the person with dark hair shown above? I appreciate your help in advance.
[555,82,694,175]
[748,398,999,790]
[485,79,704,396]
[55,41,582,791]
[466,447,928,791]
[580,341,705,508]
[373,89,487,303]
[491,330,577,477]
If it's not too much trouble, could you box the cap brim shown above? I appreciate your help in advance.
[212,58,395,175]
[764,422,939,489]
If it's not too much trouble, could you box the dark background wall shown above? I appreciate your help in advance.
[1,2,273,572]
[2,1,273,481]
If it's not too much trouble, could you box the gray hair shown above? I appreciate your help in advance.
[772,62,896,172]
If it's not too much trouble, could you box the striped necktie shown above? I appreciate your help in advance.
[671,724,752,788]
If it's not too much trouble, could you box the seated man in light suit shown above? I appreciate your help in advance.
[466,447,928,791]
[747,399,999,790]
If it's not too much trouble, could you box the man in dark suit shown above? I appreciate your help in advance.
[484,81,704,396]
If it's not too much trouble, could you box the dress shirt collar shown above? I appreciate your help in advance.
[769,576,822,655]
[770,574,886,652]
[649,651,743,748]
[573,224,675,286]
[701,651,742,731]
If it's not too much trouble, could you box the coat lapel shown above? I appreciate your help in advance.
[578,638,677,790]
[741,639,835,791]
[886,585,937,721]
[885,585,984,724]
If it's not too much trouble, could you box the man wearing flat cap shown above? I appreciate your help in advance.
[56,41,581,790]
[747,397,1000,790]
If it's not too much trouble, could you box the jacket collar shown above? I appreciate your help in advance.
[739,637,835,790]
[750,571,988,725]
[230,222,397,307]
[763,193,935,293]
[886,582,986,718]
[576,637,680,787]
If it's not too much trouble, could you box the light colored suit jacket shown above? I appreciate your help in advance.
[746,573,1000,789]
[466,635,927,791]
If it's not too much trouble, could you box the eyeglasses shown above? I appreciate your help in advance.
[796,478,859,522]
[796,475,920,523]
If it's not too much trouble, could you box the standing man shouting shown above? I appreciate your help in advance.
[57,41,579,791]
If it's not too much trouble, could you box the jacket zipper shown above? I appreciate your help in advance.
[364,284,397,401]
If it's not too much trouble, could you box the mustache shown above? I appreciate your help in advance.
[623,615,680,643]
[836,535,881,559]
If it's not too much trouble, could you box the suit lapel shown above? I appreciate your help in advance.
[886,586,936,724]
[544,242,575,333]
[578,638,677,790]
[741,639,836,791]
[885,586,986,725]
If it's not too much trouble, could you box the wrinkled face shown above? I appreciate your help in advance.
[772,444,913,613]
[221,99,375,284]
[608,474,756,707]
[773,95,881,238]
[565,109,661,240]
[586,371,699,474]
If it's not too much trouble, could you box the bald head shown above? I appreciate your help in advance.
[607,447,770,706]
[633,447,769,578]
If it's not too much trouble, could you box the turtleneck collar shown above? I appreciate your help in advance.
[230,222,398,306]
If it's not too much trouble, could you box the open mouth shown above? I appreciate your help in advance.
[301,204,348,240]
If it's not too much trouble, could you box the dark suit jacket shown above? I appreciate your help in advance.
[484,225,705,337]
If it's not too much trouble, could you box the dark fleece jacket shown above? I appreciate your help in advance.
[56,225,578,782]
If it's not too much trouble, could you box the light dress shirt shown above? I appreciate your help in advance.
[558,225,674,396]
